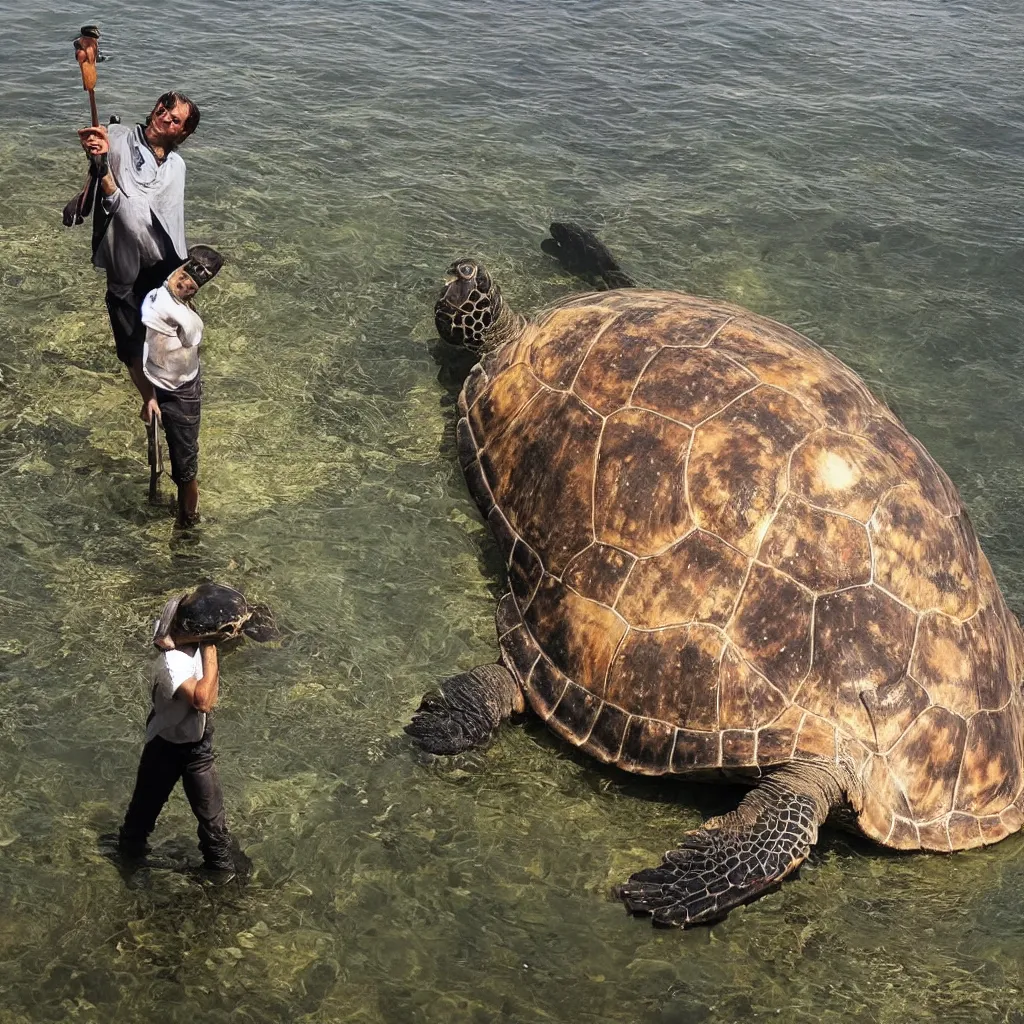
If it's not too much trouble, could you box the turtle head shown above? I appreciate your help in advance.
[434,259,504,353]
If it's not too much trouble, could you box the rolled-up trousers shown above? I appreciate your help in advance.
[119,726,234,870]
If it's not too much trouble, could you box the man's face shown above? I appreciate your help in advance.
[146,99,192,146]
[166,266,198,301]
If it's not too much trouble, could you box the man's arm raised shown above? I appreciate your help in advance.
[77,125,116,196]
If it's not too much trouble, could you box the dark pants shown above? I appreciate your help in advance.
[155,371,202,485]
[119,726,234,870]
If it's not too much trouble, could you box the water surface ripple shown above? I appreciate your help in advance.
[2,2,1024,1021]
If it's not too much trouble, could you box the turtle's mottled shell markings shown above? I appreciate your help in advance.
[458,290,1024,852]
[759,495,872,592]
[595,409,693,555]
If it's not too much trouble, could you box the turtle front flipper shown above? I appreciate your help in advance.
[241,602,279,642]
[405,664,525,755]
[616,763,846,927]
[541,221,637,290]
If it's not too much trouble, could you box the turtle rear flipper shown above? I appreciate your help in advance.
[242,603,279,643]
[616,763,845,927]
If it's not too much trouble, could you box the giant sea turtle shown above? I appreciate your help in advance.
[405,224,1024,927]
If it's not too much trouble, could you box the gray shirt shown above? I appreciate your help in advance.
[93,123,188,300]
[146,645,206,744]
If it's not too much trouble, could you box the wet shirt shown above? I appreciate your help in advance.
[146,645,206,744]
[141,284,203,390]
[93,123,188,300]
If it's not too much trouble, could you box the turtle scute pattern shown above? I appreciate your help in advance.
[458,290,1024,853]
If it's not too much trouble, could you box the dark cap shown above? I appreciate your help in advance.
[182,244,224,288]
[79,25,100,39]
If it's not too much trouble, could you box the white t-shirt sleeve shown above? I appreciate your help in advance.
[176,304,204,349]
[141,285,204,349]
[153,648,201,700]
[140,288,162,330]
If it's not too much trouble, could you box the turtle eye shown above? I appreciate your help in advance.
[457,263,476,280]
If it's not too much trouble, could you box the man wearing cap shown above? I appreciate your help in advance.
[140,246,224,527]
[76,92,200,402]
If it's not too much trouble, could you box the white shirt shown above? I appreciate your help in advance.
[141,284,204,390]
[146,646,206,744]
[93,124,188,300]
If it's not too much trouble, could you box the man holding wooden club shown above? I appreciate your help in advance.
[77,92,201,418]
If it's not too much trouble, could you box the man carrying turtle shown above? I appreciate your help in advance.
[116,588,244,879]
[75,92,200,408]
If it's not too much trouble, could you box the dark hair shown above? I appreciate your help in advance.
[148,91,201,140]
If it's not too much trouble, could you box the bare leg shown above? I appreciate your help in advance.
[405,664,524,754]
[616,762,846,927]
[177,479,200,527]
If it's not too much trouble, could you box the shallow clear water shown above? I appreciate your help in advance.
[2,1,1024,1021]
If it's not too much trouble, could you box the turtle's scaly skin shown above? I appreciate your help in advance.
[456,289,1024,852]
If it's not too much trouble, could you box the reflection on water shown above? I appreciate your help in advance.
[2,1,1024,1020]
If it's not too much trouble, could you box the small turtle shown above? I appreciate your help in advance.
[406,224,1024,927]
[154,582,277,645]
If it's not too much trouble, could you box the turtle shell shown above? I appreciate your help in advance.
[173,583,251,640]
[458,289,1024,853]
[172,582,279,643]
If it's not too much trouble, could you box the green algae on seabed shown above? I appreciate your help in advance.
[5,108,1024,1024]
